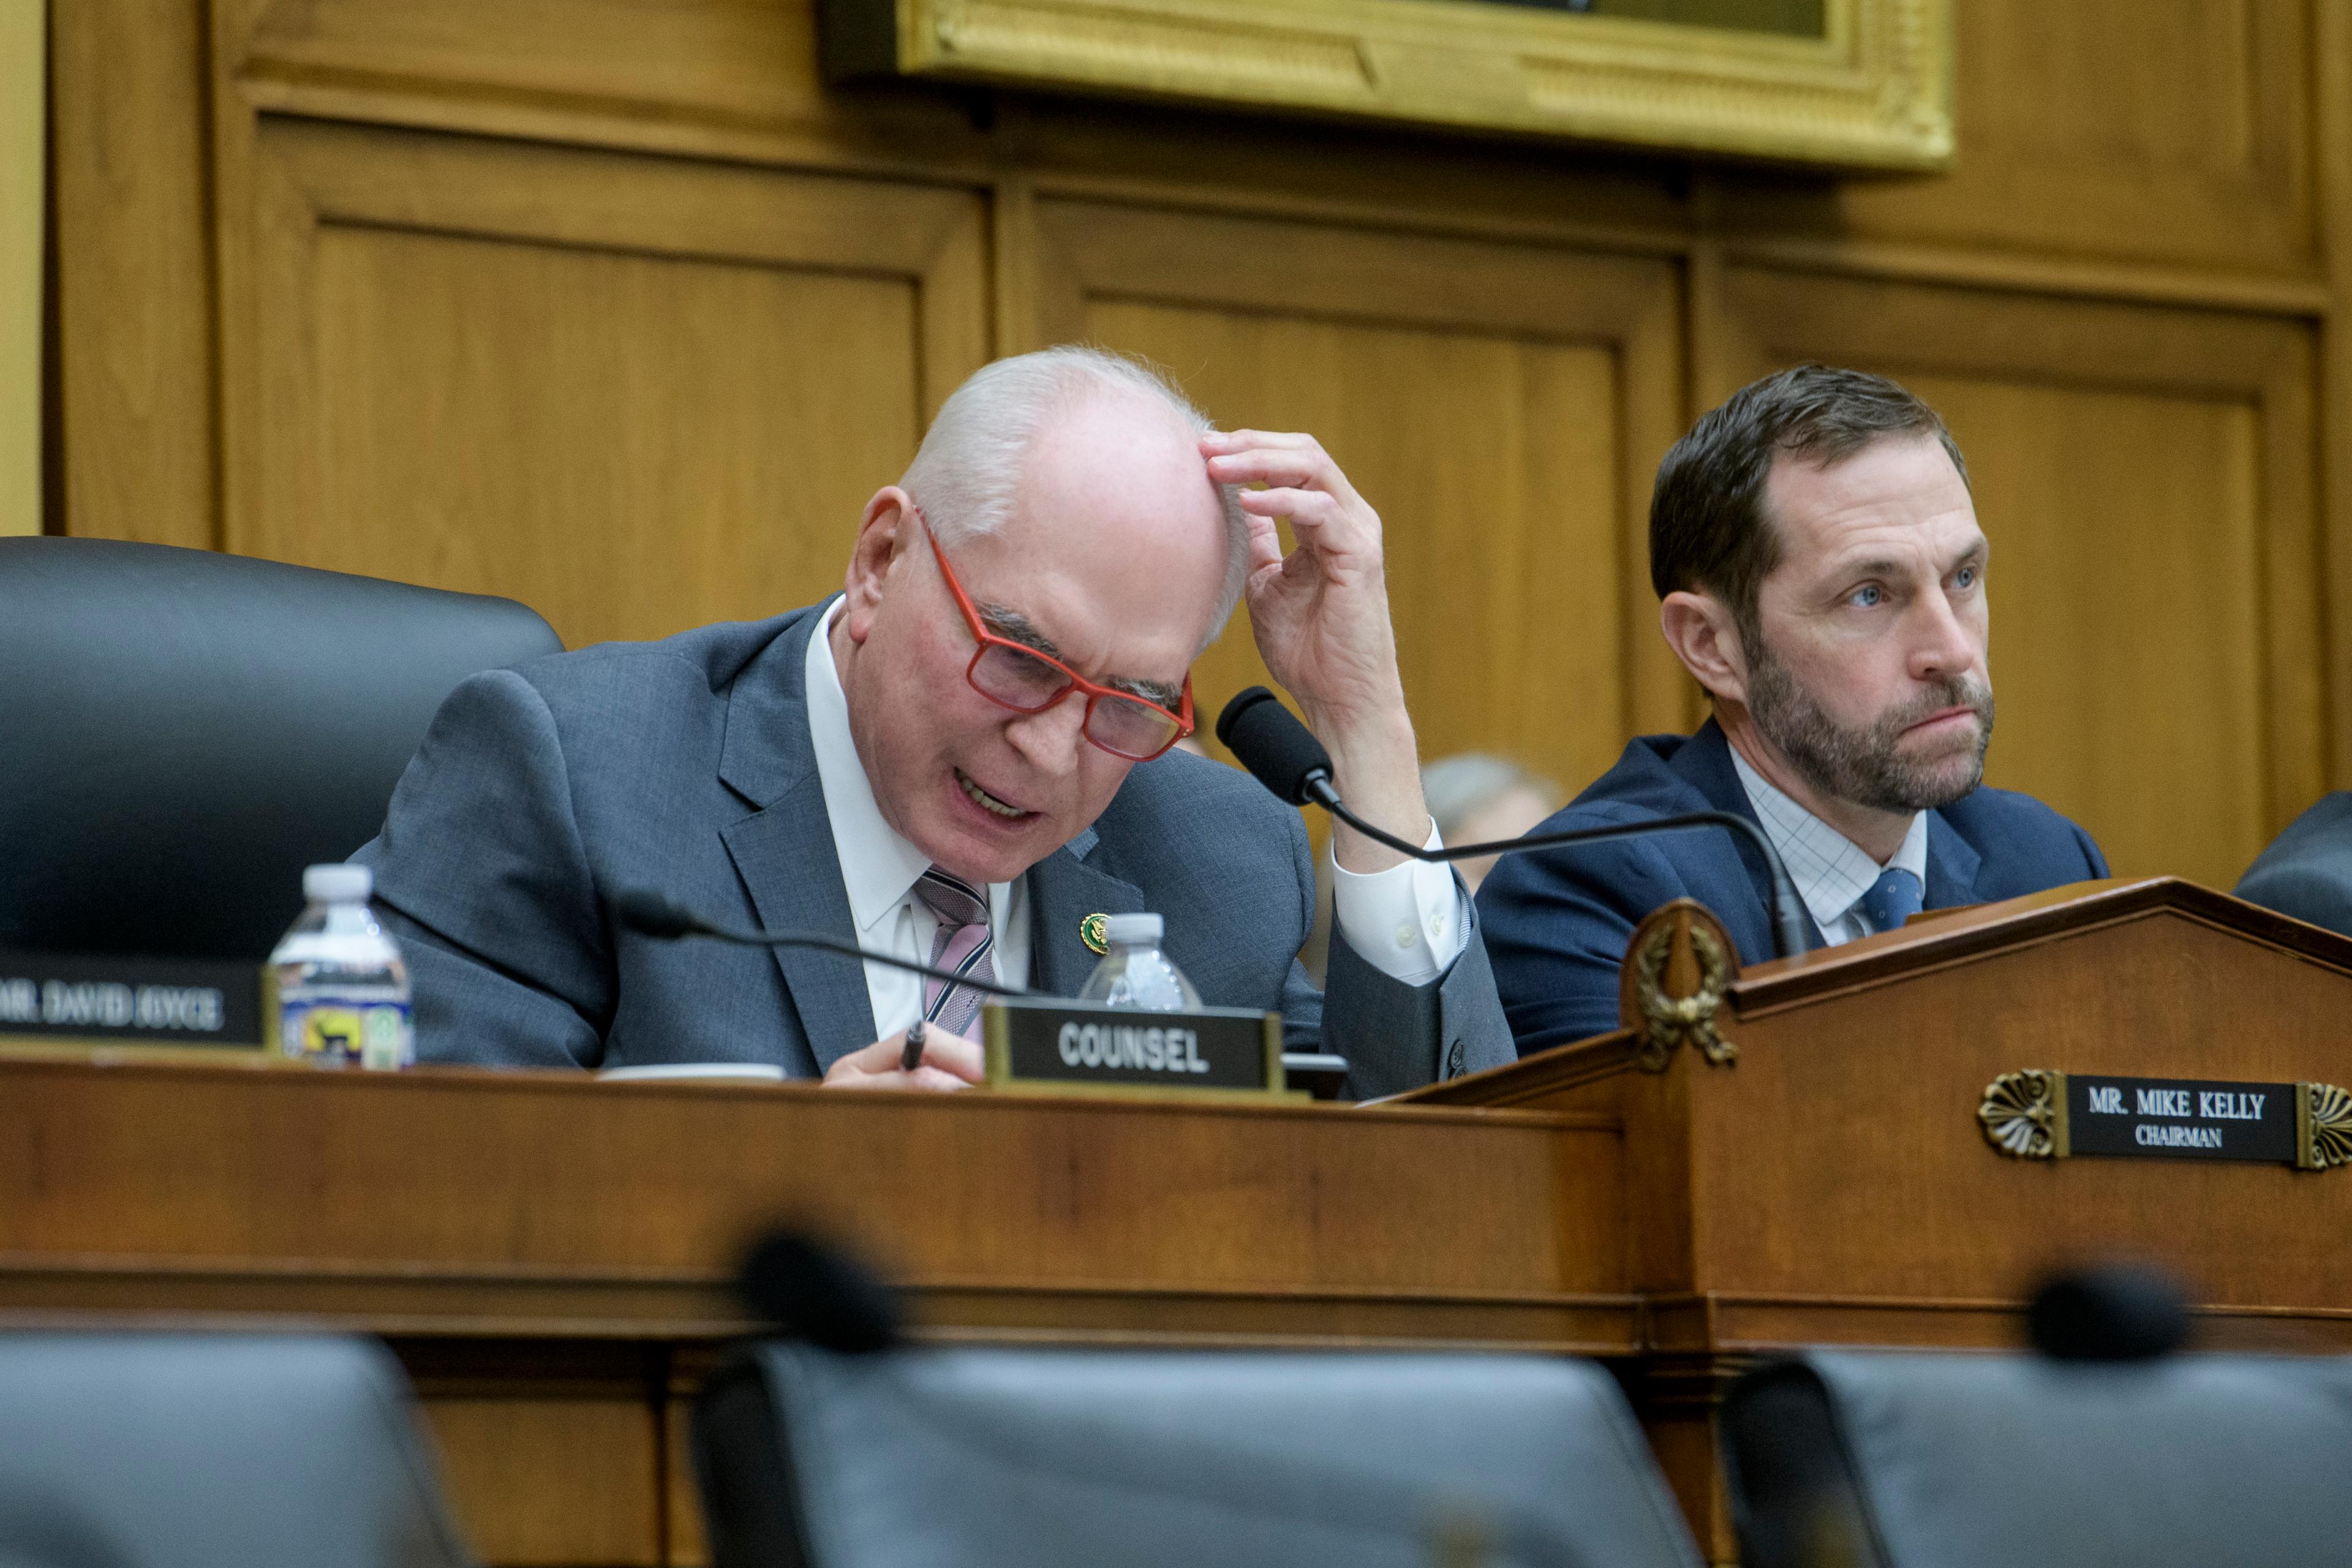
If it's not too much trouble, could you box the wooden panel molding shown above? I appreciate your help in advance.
[2320,0,2352,786]
[1717,0,2317,274]
[50,0,217,549]
[230,0,995,179]
[226,119,988,649]
[1030,198,1692,789]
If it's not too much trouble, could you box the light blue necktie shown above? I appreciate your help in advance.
[1858,867,1924,934]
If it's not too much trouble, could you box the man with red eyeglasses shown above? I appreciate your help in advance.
[356,348,1513,1097]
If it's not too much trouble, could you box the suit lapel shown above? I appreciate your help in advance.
[1923,810,1983,908]
[1026,827,1147,996]
[1668,720,1828,948]
[715,601,878,1071]
[720,781,876,1071]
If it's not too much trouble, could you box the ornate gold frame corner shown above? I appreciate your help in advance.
[826,0,1953,172]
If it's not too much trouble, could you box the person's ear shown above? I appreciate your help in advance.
[1659,590,1751,707]
[841,488,917,646]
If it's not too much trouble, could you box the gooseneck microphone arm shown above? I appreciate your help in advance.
[1214,687,1812,961]
[611,889,1035,999]
[1313,781,1807,961]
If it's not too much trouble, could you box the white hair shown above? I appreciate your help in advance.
[900,346,1253,646]
[1420,753,1562,843]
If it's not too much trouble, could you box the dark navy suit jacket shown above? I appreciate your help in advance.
[1475,719,2109,1055]
[2234,791,2352,938]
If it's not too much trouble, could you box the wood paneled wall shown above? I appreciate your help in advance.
[53,0,2351,899]
[0,1,37,534]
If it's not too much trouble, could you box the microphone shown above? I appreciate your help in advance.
[2027,1264,2189,1362]
[617,889,1356,1094]
[611,889,1035,999]
[1216,687,1809,961]
[739,1229,907,1354]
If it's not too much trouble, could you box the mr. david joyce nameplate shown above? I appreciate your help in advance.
[0,948,263,1050]
[982,999,1284,1095]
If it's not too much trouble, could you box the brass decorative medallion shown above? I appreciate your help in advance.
[1978,1069,2067,1160]
[2298,1082,2352,1170]
[1079,913,1110,956]
[1626,908,1737,1073]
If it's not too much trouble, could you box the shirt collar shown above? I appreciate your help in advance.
[804,599,935,937]
[1729,745,1930,931]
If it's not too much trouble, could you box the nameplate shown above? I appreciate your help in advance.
[1979,1069,2352,1171]
[0,948,264,1055]
[2070,1073,2297,1161]
[981,998,1288,1098]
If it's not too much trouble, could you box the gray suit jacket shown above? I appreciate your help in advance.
[353,603,1513,1098]
[2234,791,2352,938]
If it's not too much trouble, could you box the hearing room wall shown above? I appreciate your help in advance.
[51,0,2352,908]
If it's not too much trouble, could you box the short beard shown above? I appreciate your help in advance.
[1743,636,1994,815]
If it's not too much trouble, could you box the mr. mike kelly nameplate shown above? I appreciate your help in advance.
[1980,1068,2352,1170]
[982,998,1289,1098]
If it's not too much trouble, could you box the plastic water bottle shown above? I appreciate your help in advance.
[1077,912,1200,1011]
[267,864,414,1070]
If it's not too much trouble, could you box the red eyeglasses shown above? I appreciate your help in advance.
[910,503,1197,762]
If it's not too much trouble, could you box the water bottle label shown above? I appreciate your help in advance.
[280,998,413,1069]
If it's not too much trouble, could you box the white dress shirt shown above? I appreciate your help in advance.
[804,601,1469,1038]
[1729,746,1931,946]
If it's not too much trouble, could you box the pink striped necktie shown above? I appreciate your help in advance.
[915,865,996,1040]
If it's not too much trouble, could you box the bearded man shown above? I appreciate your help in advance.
[1477,365,2108,1054]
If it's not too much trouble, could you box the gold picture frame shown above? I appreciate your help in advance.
[824,0,1953,171]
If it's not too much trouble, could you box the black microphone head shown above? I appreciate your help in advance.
[611,888,706,940]
[740,1231,906,1354]
[2027,1263,2189,1362]
[1215,687,1333,807]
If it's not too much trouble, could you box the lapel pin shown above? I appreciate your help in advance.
[1079,913,1110,955]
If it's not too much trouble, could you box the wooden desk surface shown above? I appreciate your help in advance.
[0,1055,1628,1347]
[9,880,2349,1566]
[0,1056,1626,1567]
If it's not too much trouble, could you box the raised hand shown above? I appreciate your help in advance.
[1201,430,1407,734]
[1201,429,1429,873]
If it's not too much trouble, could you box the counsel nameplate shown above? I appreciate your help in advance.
[0,948,264,1055]
[1979,1069,2352,1170]
[982,998,1289,1098]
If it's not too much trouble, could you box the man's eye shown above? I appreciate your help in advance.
[1953,565,1980,589]
[1850,584,1883,608]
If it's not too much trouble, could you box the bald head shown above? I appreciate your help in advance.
[900,346,1251,652]
[834,350,1243,887]
[1009,381,1231,660]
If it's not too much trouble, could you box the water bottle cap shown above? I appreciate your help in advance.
[1103,912,1163,946]
[303,863,374,903]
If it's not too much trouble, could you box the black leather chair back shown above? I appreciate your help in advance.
[0,1333,473,1568]
[695,1342,1703,1568]
[0,538,560,959]
[1722,1349,2352,1568]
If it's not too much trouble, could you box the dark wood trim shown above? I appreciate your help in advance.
[1730,878,2352,1012]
